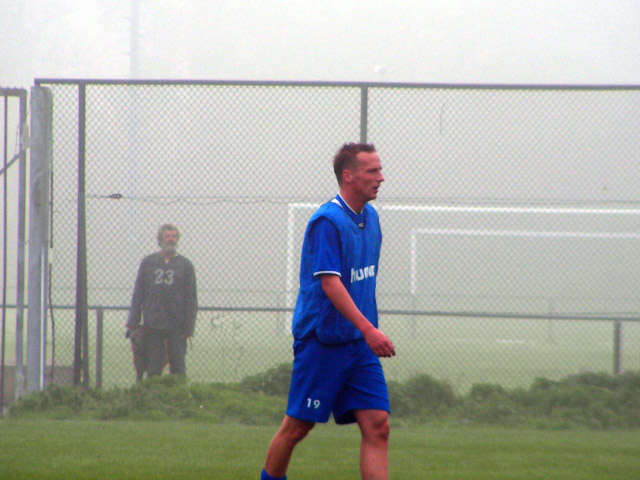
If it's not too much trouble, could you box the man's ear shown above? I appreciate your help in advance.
[342,169,353,184]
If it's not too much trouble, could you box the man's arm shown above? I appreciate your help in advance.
[183,262,198,338]
[127,261,145,329]
[321,274,395,358]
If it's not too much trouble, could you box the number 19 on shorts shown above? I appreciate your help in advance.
[306,398,321,409]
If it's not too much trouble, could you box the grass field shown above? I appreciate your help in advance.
[0,419,639,479]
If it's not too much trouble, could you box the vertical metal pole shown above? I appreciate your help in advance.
[40,254,48,389]
[82,307,89,388]
[40,106,52,390]
[130,0,140,79]
[14,91,28,399]
[74,84,89,387]
[1,95,8,415]
[613,321,622,375]
[360,86,368,143]
[27,87,52,393]
[96,309,103,389]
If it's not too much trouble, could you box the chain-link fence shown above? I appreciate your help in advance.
[34,80,640,393]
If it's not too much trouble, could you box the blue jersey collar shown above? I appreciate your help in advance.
[333,194,366,229]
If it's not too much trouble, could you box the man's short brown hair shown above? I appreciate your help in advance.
[333,142,376,185]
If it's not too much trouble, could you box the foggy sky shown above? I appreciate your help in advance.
[1,0,639,89]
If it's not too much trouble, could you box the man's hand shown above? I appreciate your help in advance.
[363,328,396,358]
[320,275,396,358]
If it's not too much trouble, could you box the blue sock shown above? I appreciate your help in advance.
[261,468,286,480]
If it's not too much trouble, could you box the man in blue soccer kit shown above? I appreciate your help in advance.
[261,143,395,480]
[127,223,198,377]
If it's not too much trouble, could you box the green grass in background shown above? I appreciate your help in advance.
[4,308,640,393]
[49,310,640,392]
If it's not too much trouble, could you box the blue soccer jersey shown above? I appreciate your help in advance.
[292,194,382,344]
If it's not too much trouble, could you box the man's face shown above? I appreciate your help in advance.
[160,229,179,254]
[350,151,385,203]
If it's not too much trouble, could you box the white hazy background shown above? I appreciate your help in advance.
[1,0,639,89]
[1,1,639,382]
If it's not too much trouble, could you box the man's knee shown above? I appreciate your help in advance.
[356,410,390,444]
[279,416,315,446]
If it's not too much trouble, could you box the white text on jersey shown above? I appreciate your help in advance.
[351,265,375,283]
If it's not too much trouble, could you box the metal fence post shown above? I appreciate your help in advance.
[26,86,52,393]
[15,90,28,400]
[96,309,103,388]
[360,85,368,143]
[74,83,89,388]
[613,321,622,375]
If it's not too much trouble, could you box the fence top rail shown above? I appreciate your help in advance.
[33,78,640,91]
[0,88,27,97]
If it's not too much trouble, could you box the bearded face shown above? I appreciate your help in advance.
[160,229,179,255]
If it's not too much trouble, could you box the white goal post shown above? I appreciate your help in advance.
[286,203,640,331]
[402,205,640,296]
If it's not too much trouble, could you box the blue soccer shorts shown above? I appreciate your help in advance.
[286,335,390,425]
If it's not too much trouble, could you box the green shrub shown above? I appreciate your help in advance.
[7,368,640,429]
[387,380,413,417]
[514,370,640,429]
[9,374,284,424]
[388,374,457,420]
[462,383,520,425]
[239,362,293,396]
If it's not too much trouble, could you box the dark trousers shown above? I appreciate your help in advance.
[145,327,187,376]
